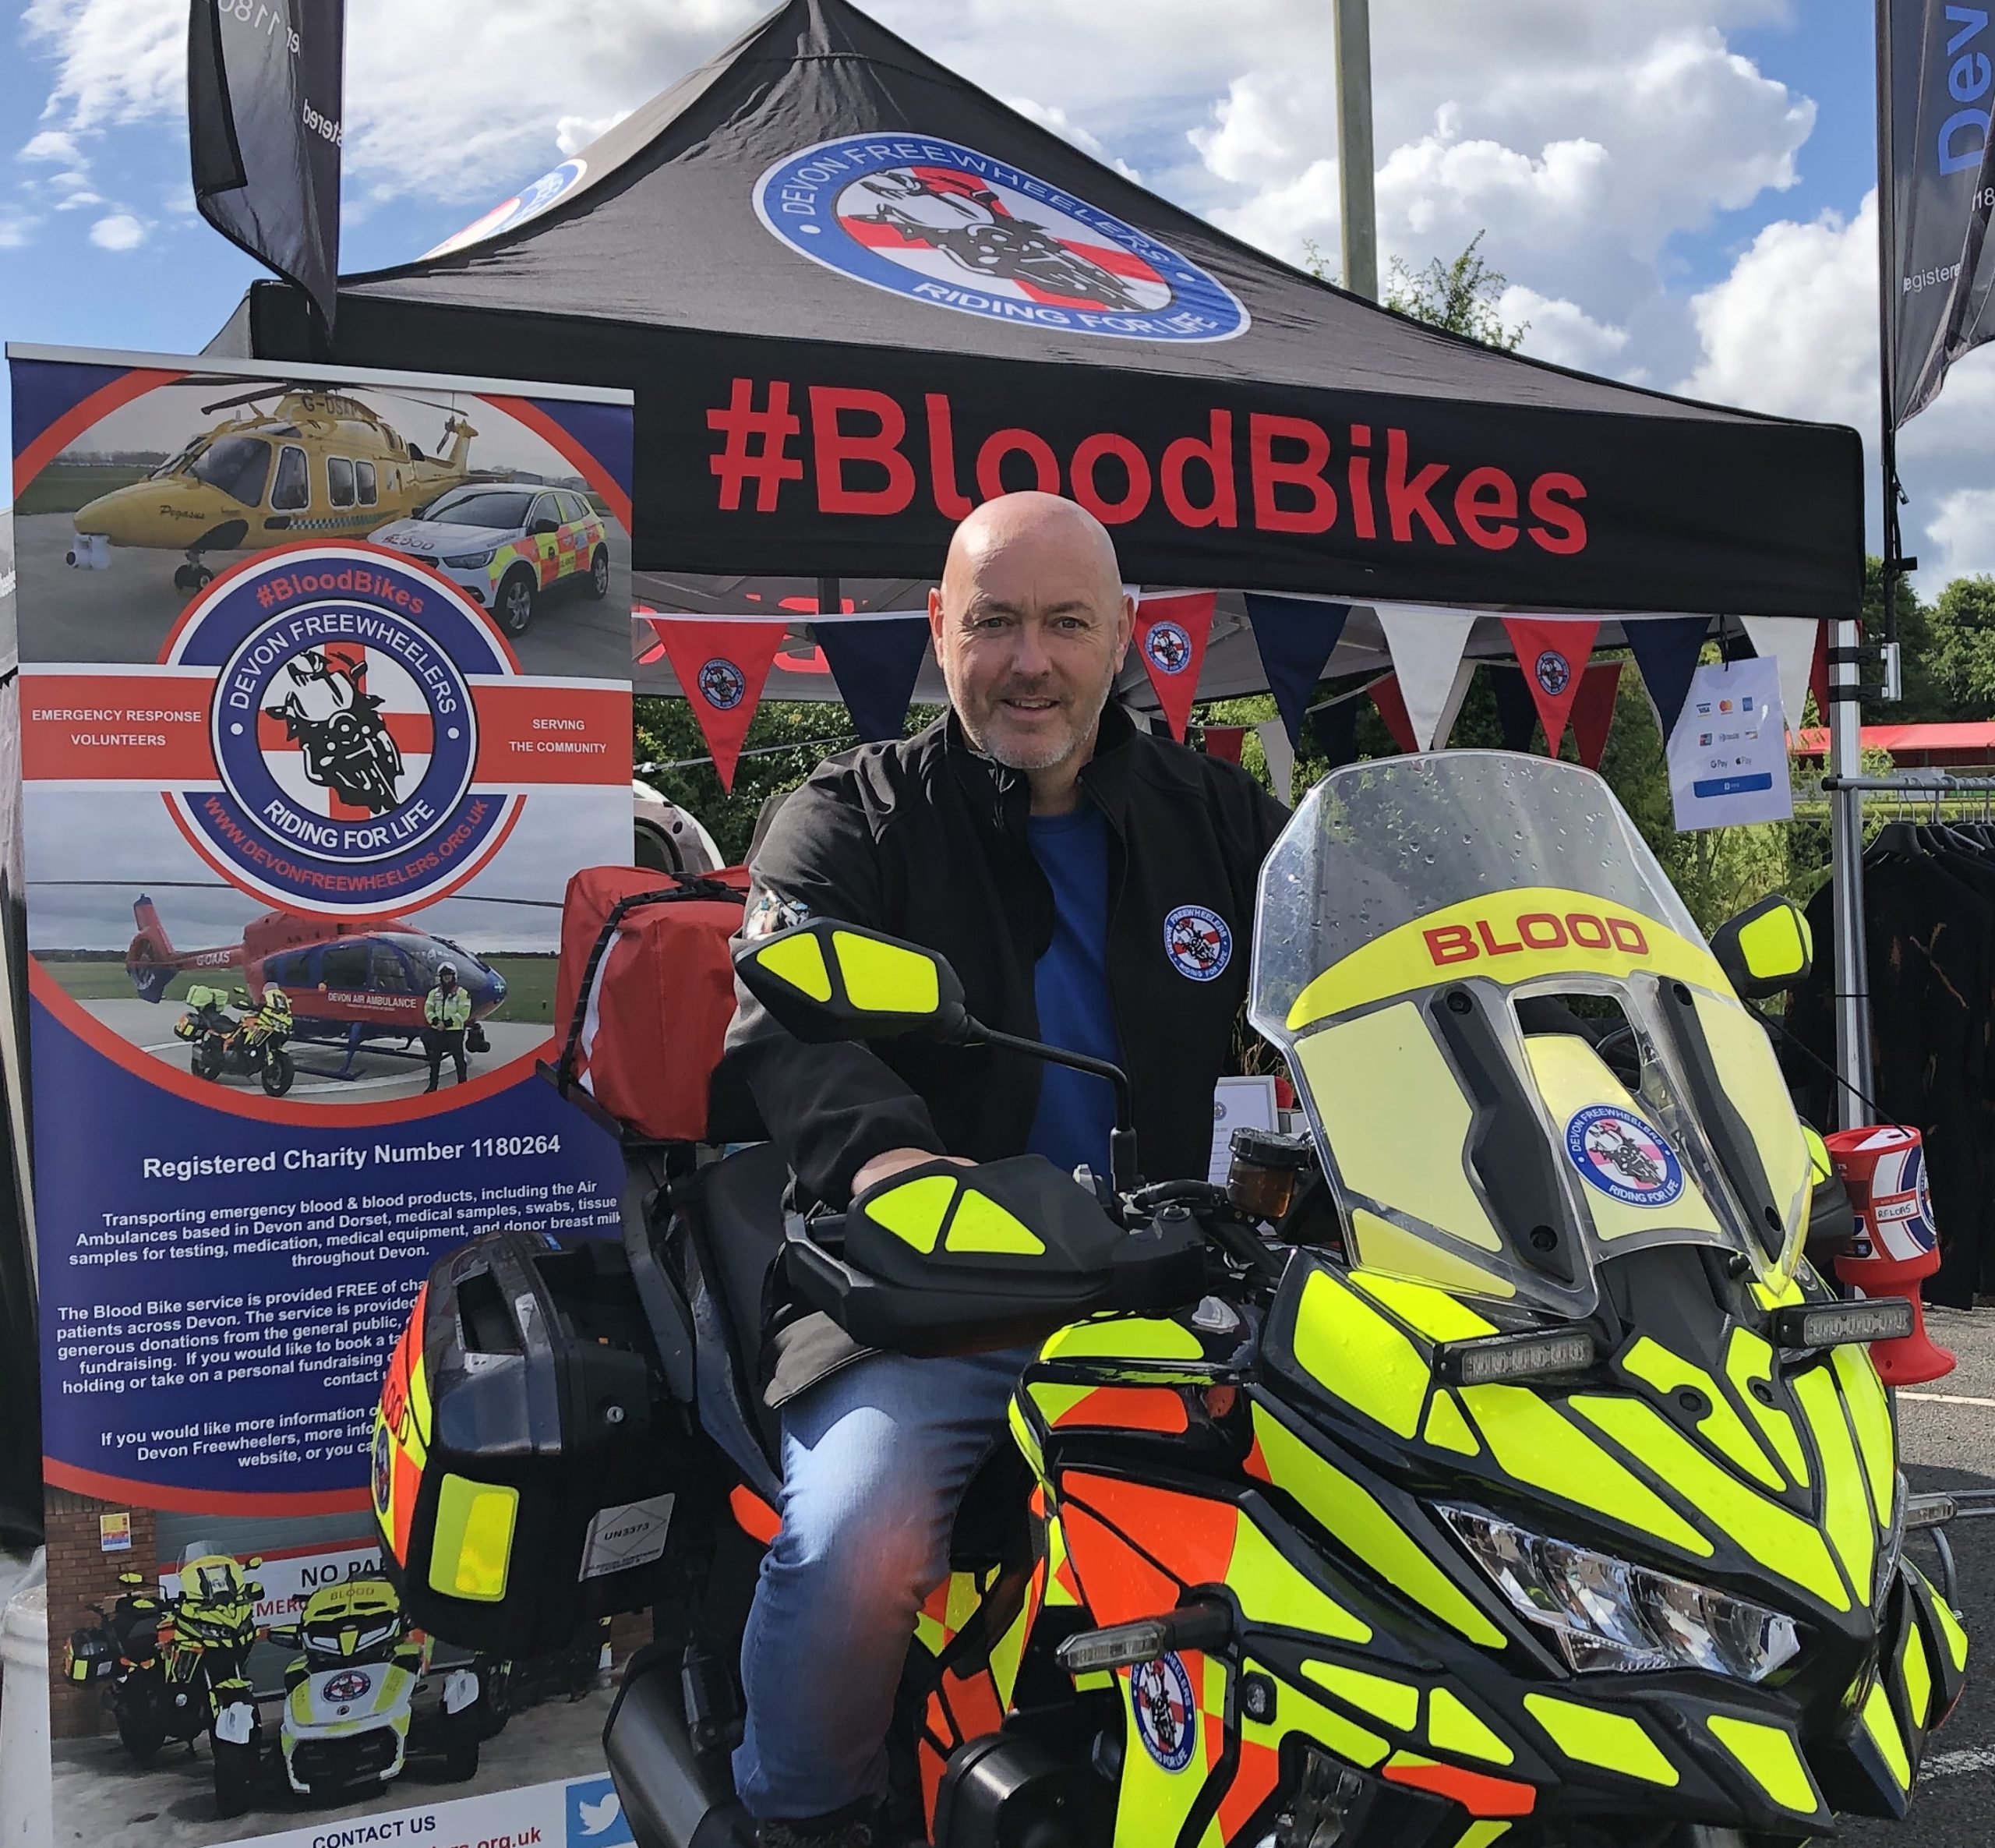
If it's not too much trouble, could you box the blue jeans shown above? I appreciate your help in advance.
[732,1344,1032,1822]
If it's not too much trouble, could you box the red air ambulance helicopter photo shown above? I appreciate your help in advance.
[124,893,510,1081]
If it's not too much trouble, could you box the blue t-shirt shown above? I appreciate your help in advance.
[1023,807,1121,1180]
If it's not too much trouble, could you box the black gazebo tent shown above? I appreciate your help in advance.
[214,0,1863,618]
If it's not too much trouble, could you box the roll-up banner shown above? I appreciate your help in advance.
[1886,0,1995,423]
[9,345,641,1843]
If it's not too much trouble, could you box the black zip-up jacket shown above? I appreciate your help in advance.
[726,701,1290,1401]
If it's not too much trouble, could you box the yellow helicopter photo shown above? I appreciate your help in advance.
[65,387,477,591]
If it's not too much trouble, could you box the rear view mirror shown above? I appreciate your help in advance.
[736,920,970,1044]
[1710,894,1812,999]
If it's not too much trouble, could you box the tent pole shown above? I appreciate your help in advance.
[817,576,841,620]
[1827,614,1872,1130]
[1333,0,1378,301]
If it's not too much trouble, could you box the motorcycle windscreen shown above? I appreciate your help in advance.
[1250,754,1812,1316]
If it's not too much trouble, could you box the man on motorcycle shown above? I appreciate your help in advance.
[247,984,293,1044]
[726,492,1288,1845]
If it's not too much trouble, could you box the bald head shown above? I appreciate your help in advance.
[929,493,1135,808]
[940,492,1123,613]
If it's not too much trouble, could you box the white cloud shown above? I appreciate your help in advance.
[555,111,633,158]
[0,210,40,249]
[19,129,80,164]
[1007,97,1142,182]
[88,210,146,251]
[22,0,183,130]
[1679,193,1878,427]
[52,189,104,211]
[1501,284,1630,371]
[1923,489,1995,582]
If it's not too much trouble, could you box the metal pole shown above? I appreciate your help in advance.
[1827,620,1872,1129]
[1825,0,1893,1126]
[1875,0,1904,659]
[1333,0,1378,301]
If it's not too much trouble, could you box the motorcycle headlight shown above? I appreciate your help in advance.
[1439,1505,1801,1683]
[443,549,494,568]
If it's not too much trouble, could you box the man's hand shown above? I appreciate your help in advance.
[851,1147,973,1199]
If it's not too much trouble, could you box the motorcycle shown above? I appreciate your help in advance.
[270,1575,483,1800]
[67,1551,266,1818]
[174,984,295,1095]
[372,751,1969,1848]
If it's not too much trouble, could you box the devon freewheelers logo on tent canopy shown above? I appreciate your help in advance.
[163,543,521,917]
[756,135,1248,343]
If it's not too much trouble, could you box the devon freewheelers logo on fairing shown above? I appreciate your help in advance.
[756,135,1248,343]
[164,544,521,917]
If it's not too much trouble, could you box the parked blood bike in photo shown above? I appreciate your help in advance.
[270,1575,484,1800]
[65,1550,266,1818]
[369,753,1971,1847]
[173,983,296,1095]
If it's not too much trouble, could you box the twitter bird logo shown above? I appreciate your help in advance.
[566,1776,631,1846]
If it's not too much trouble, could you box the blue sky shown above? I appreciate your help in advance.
[6,0,1986,578]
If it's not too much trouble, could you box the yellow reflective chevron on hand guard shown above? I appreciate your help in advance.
[751,930,832,1002]
[832,930,940,1016]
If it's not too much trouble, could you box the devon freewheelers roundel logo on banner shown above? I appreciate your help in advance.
[163,544,521,917]
[756,135,1248,342]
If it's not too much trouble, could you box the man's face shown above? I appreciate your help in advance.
[930,514,1132,772]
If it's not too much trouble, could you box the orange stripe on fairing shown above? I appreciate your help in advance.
[941,1665,1005,1743]
[1050,1386,1190,1435]
[1061,1472,1239,1585]
[730,1484,780,1546]
[1382,1754,1538,1816]
[919,1739,947,1834]
[1058,1500,1182,1627]
[1220,1739,1283,1836]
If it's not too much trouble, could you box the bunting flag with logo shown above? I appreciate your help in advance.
[1310,694,1362,770]
[1243,595,1351,745]
[650,618,787,790]
[1740,616,1821,741]
[1375,603,1477,750]
[815,615,932,743]
[1368,675,1418,754]
[1626,616,1711,742]
[1133,592,1217,740]
[1570,660,1624,769]
[1501,617,1598,749]
[1486,664,1541,752]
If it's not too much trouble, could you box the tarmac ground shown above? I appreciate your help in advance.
[79,996,550,1104]
[1844,1302,1995,1848]
[50,1681,616,1848]
[12,511,633,683]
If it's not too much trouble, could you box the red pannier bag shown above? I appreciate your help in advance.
[551,864,752,1143]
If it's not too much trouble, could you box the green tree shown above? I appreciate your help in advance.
[1301,230,1529,352]
[1383,232,1529,351]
